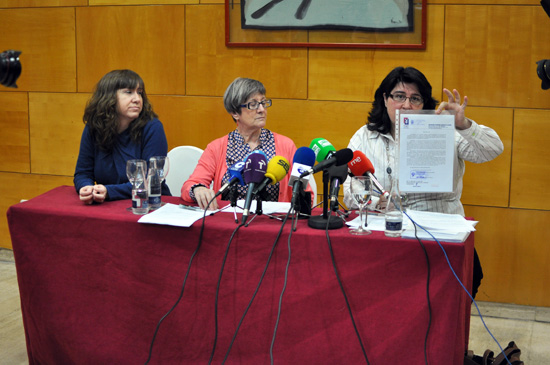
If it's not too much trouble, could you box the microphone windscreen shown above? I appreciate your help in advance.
[333,148,354,166]
[228,161,246,185]
[348,150,375,176]
[309,138,336,162]
[293,146,316,166]
[243,153,268,184]
[264,156,290,184]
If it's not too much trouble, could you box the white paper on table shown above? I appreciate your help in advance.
[219,200,292,215]
[345,209,476,243]
[397,110,456,193]
[138,203,216,227]
[402,210,476,243]
[404,210,477,234]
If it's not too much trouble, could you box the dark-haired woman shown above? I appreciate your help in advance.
[343,66,504,298]
[74,69,170,204]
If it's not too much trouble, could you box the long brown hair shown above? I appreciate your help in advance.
[83,69,157,151]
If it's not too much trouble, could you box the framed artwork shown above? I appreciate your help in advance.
[225,0,426,49]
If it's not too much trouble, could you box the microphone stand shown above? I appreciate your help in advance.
[308,169,344,230]
[245,186,267,227]
[227,184,239,224]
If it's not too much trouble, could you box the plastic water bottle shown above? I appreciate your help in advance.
[132,187,149,215]
[148,172,162,210]
[385,179,403,237]
[131,165,149,215]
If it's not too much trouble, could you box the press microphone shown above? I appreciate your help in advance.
[288,147,316,188]
[309,137,336,162]
[348,150,390,199]
[242,153,268,223]
[289,147,316,209]
[216,161,245,198]
[300,148,353,178]
[329,164,348,211]
[252,156,290,195]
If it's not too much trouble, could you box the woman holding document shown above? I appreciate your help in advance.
[343,66,504,297]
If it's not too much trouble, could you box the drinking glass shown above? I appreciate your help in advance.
[349,175,372,235]
[126,159,148,214]
[149,156,170,183]
[126,159,147,185]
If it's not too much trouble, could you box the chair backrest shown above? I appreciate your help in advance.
[165,145,204,197]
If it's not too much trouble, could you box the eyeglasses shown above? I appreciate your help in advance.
[240,99,272,110]
[388,93,424,106]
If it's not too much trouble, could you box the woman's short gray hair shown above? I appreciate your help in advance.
[223,77,266,117]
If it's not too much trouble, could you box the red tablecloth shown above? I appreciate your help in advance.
[7,185,473,364]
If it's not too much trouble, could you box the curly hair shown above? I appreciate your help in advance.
[83,69,157,152]
[367,67,438,135]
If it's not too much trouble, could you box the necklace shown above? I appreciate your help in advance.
[383,137,393,184]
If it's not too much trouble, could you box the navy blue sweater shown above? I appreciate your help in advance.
[74,119,171,201]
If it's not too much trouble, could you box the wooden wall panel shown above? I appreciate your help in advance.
[308,5,445,102]
[149,95,234,150]
[464,205,550,306]
[0,0,85,7]
[185,5,308,99]
[444,5,550,109]
[266,99,371,151]
[90,0,196,4]
[76,6,187,94]
[510,109,550,210]
[461,107,513,207]
[29,93,90,176]
[0,173,73,249]
[0,8,76,92]
[0,92,30,173]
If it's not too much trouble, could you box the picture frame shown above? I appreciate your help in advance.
[225,0,426,49]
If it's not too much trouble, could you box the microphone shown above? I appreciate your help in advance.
[288,147,316,188]
[329,164,348,211]
[300,148,353,178]
[252,156,290,195]
[216,161,245,198]
[289,147,316,210]
[242,153,268,223]
[309,137,336,162]
[348,150,390,199]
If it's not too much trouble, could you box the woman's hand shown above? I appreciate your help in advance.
[79,186,94,205]
[436,88,472,130]
[193,186,218,210]
[92,184,107,203]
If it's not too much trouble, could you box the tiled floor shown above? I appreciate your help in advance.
[1,248,549,364]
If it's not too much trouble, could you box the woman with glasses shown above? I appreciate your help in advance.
[343,66,503,298]
[182,77,305,210]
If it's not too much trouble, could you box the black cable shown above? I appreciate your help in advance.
[144,198,215,365]
[208,221,246,364]
[269,209,295,364]
[411,219,431,365]
[221,207,292,364]
[325,214,370,365]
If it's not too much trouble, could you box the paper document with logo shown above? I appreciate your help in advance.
[396,109,455,193]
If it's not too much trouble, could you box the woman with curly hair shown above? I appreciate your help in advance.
[74,69,170,204]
